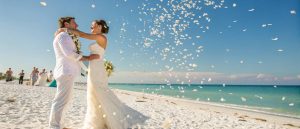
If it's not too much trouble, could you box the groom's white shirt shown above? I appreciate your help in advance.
[53,32,82,79]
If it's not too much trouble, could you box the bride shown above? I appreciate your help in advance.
[58,19,148,129]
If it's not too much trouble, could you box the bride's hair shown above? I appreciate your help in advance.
[94,20,109,34]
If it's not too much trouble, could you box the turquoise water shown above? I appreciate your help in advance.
[108,83,300,117]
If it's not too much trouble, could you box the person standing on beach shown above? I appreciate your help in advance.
[30,67,38,86]
[57,19,148,129]
[18,70,25,84]
[5,68,13,82]
[49,16,99,129]
[36,68,48,86]
[35,68,39,77]
[47,70,53,82]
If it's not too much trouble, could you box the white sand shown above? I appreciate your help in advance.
[0,82,299,129]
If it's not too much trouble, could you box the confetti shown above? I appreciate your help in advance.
[232,3,237,7]
[241,97,247,102]
[40,2,47,6]
[208,78,212,82]
[272,37,279,41]
[255,95,263,100]
[248,8,255,12]
[277,49,284,52]
[220,97,226,102]
[290,10,296,15]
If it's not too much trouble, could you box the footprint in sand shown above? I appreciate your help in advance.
[254,118,267,122]
[283,123,300,128]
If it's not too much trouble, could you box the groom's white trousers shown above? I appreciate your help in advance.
[49,75,75,129]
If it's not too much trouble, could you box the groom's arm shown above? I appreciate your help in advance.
[80,54,100,61]
[57,33,82,61]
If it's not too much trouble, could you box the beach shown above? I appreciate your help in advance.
[0,82,299,129]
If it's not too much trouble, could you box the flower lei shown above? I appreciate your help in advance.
[68,32,81,54]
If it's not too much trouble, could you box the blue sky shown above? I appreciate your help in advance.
[0,0,299,84]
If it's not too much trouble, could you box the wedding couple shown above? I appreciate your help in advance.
[49,17,148,129]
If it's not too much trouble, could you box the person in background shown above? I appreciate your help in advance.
[36,68,48,86]
[47,70,54,82]
[19,70,25,84]
[6,68,13,82]
[30,67,38,86]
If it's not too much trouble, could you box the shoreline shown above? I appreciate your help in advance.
[76,83,300,119]
[107,82,300,87]
[1,83,300,128]
[175,96,300,119]
[114,89,300,128]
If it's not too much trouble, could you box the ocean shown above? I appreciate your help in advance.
[108,83,300,117]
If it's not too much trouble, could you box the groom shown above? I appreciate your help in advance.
[49,17,98,129]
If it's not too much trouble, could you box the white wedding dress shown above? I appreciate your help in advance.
[83,42,148,129]
[36,72,48,86]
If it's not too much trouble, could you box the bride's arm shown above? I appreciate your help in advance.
[56,28,107,46]
[67,28,106,42]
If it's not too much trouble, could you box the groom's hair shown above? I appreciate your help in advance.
[58,17,75,28]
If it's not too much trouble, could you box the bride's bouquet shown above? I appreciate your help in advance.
[104,61,114,77]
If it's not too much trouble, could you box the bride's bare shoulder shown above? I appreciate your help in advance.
[96,34,107,44]
[96,34,107,40]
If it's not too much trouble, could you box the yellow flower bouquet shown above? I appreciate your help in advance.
[104,61,114,77]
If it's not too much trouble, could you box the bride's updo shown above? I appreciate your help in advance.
[94,20,109,34]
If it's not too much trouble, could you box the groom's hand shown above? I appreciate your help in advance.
[89,54,100,60]
[79,56,89,61]
[79,54,100,61]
